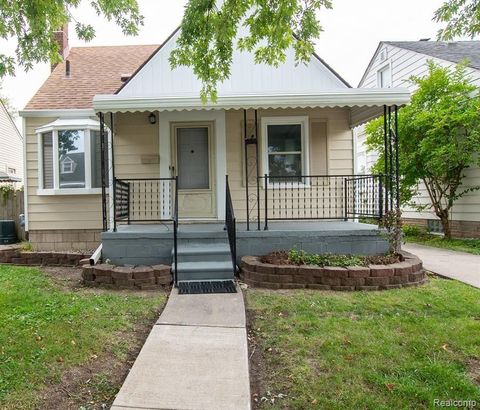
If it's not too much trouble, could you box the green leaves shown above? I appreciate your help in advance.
[435,0,480,40]
[366,62,480,237]
[0,0,143,79]
[170,0,332,101]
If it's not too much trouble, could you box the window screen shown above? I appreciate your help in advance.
[267,124,302,177]
[58,129,85,188]
[42,132,54,189]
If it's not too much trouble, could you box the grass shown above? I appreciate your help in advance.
[0,265,165,409]
[404,234,480,255]
[247,278,480,409]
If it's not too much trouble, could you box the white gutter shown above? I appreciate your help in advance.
[92,89,411,113]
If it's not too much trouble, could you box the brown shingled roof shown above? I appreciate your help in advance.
[24,44,159,110]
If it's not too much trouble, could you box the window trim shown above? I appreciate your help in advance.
[36,121,101,195]
[261,116,310,187]
[377,62,392,88]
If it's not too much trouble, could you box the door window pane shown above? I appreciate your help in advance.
[58,129,85,188]
[177,127,209,189]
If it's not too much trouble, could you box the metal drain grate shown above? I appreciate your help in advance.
[178,280,237,295]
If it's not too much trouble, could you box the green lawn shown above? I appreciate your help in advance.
[0,265,165,409]
[404,234,480,255]
[247,278,480,409]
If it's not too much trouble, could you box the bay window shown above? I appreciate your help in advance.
[37,119,105,194]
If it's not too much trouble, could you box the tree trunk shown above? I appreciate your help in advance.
[439,211,452,239]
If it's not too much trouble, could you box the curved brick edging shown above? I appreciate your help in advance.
[82,264,172,290]
[240,251,426,291]
[0,245,89,266]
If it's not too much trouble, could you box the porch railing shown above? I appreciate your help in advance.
[114,176,179,286]
[114,178,176,224]
[260,174,384,230]
[225,175,236,274]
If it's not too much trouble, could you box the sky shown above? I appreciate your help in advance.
[1,0,446,116]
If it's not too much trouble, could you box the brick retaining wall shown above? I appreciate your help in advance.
[0,245,89,266]
[240,252,426,291]
[82,264,172,290]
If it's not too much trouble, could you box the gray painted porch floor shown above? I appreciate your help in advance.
[115,220,380,234]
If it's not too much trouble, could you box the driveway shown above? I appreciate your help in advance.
[403,243,480,289]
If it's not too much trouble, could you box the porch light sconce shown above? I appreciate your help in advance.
[148,112,157,125]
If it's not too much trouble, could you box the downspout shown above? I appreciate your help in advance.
[21,117,29,239]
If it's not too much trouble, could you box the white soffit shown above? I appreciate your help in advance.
[93,89,411,114]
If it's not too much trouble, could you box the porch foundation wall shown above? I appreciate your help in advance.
[101,223,389,266]
[29,229,101,252]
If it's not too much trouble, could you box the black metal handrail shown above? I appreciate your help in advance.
[260,174,385,230]
[173,176,179,286]
[225,175,237,274]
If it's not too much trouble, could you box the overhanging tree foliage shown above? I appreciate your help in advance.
[435,0,480,40]
[366,62,480,238]
[0,0,331,101]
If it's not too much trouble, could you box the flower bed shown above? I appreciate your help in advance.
[0,245,89,266]
[240,251,425,291]
[82,263,172,290]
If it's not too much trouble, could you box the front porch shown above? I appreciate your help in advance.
[102,220,389,266]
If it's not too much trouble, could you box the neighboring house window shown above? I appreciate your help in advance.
[60,156,75,174]
[38,120,104,192]
[377,64,392,88]
[262,116,309,181]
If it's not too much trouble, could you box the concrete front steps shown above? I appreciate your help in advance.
[173,241,235,282]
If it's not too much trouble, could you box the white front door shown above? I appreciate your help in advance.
[172,123,216,218]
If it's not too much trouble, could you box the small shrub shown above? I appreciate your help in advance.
[20,241,33,251]
[287,249,366,267]
[402,224,424,237]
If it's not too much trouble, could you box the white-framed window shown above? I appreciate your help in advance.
[36,119,104,195]
[377,64,392,88]
[261,116,309,183]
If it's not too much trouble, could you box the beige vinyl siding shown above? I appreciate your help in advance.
[113,112,160,179]
[226,107,353,220]
[0,103,23,181]
[355,43,480,223]
[26,113,160,231]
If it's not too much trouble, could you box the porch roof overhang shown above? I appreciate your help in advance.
[92,88,410,128]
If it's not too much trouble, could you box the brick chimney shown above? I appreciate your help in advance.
[51,24,69,72]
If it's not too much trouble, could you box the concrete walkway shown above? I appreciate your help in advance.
[403,243,480,289]
[111,287,251,410]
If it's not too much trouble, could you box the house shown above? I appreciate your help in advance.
[354,40,480,237]
[0,100,23,185]
[20,25,409,284]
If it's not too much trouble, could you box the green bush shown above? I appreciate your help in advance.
[288,249,366,267]
[402,224,425,237]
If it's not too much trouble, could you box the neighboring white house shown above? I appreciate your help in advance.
[0,100,23,184]
[354,41,480,237]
